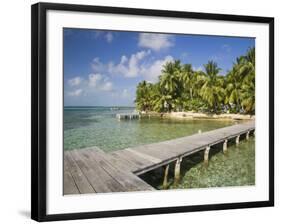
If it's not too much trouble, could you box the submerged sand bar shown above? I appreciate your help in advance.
[64,120,255,194]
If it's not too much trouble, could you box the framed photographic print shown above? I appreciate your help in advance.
[31,2,274,222]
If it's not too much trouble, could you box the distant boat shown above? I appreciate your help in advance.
[110,107,119,111]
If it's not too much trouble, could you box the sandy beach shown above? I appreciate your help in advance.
[140,111,255,121]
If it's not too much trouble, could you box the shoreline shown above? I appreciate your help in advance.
[139,111,255,121]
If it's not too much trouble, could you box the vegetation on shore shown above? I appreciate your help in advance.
[135,47,255,115]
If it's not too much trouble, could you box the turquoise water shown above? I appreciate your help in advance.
[141,137,255,189]
[64,106,255,188]
[64,106,235,152]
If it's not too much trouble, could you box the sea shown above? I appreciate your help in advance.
[64,106,235,152]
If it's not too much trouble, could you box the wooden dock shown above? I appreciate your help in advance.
[116,112,140,120]
[64,120,255,194]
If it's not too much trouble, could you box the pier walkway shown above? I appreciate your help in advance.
[64,120,255,194]
[116,112,140,120]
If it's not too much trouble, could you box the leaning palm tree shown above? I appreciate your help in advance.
[237,47,255,80]
[200,61,225,113]
[231,47,255,114]
[240,47,255,113]
[240,74,255,114]
[225,59,243,113]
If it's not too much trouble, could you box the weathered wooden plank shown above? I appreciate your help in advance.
[126,148,162,164]
[70,150,124,193]
[78,149,127,193]
[110,151,140,172]
[105,152,136,172]
[114,150,154,168]
[63,171,79,195]
[64,152,95,194]
[132,143,178,161]
[86,149,155,191]
[63,156,80,194]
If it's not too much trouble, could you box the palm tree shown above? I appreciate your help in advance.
[134,48,255,115]
[239,47,255,113]
[225,58,244,113]
[135,81,154,112]
[240,73,255,114]
[226,47,255,114]
[159,60,181,111]
[180,64,194,99]
[238,47,255,79]
[200,61,225,113]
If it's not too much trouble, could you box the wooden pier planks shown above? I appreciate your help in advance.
[108,120,255,174]
[64,152,96,194]
[64,120,255,194]
[64,147,154,194]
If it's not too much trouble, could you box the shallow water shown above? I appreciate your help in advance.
[140,137,255,189]
[64,106,235,152]
[64,106,255,189]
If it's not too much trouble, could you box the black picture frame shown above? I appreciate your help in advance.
[31,2,274,222]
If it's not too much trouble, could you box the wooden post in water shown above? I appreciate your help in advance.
[236,135,240,146]
[163,164,169,189]
[246,131,250,140]
[223,139,228,154]
[174,157,182,185]
[204,146,210,166]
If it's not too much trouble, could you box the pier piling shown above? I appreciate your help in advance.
[223,139,228,154]
[174,157,182,185]
[163,164,170,189]
[204,146,211,166]
[246,131,250,140]
[236,135,240,146]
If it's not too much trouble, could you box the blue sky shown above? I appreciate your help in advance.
[64,28,254,106]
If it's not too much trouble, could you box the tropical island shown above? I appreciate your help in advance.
[135,47,255,120]
[63,29,256,193]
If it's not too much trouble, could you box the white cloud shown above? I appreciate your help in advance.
[93,31,114,43]
[193,66,203,71]
[91,57,106,72]
[123,50,151,77]
[105,32,113,43]
[91,50,173,82]
[68,77,82,86]
[88,73,113,91]
[88,73,102,87]
[120,55,128,64]
[140,55,174,82]
[100,82,113,91]
[138,33,174,51]
[92,50,151,78]
[67,89,83,96]
[66,73,114,99]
